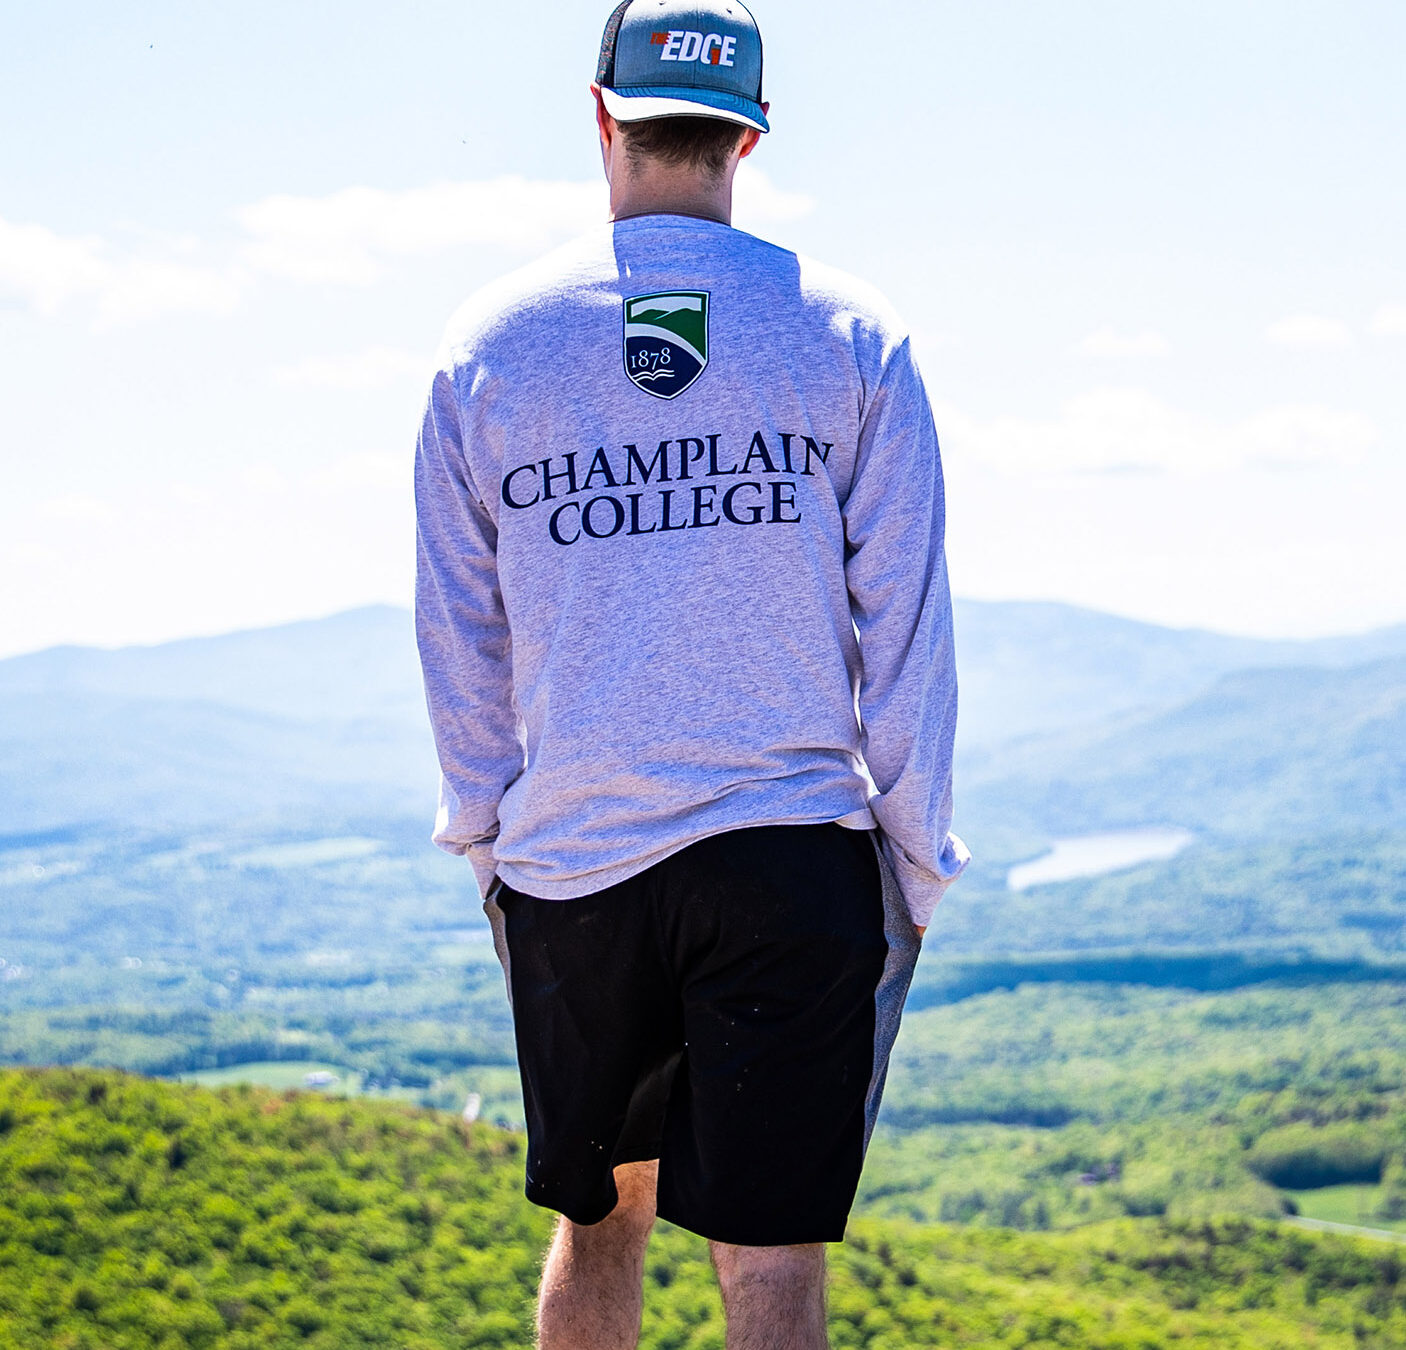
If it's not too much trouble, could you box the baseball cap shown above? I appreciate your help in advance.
[596,0,769,134]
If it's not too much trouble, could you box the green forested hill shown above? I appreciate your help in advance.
[0,1066,549,1350]
[4,1067,1406,1349]
[863,981,1406,1232]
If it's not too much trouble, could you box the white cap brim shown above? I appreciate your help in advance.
[601,86,767,134]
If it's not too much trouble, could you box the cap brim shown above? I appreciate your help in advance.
[601,85,768,134]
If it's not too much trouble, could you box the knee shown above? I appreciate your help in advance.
[601,1189,657,1245]
[711,1241,825,1298]
[571,1160,658,1250]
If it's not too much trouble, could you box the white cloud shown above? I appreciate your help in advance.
[0,216,240,327]
[1074,327,1170,358]
[909,326,960,378]
[310,451,402,493]
[1234,404,1376,469]
[1264,314,1352,348]
[0,455,417,657]
[237,168,813,286]
[90,257,243,327]
[235,177,608,286]
[1369,303,1406,337]
[36,495,119,524]
[935,387,1376,476]
[0,218,107,314]
[237,464,289,494]
[3,170,815,323]
[274,346,429,391]
[732,164,816,224]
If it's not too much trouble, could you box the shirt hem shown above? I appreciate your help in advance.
[495,804,878,900]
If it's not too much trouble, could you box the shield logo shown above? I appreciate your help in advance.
[623,291,709,399]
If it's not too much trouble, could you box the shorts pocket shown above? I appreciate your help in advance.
[482,891,513,1011]
[863,829,922,1149]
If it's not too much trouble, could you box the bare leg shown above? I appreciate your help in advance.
[537,1159,658,1350]
[711,1241,828,1350]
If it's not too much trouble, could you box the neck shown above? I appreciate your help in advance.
[608,170,733,226]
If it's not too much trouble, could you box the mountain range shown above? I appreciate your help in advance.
[3,599,1404,849]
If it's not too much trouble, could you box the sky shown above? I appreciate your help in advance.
[2,0,1403,657]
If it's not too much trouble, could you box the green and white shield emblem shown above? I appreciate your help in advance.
[623,290,709,399]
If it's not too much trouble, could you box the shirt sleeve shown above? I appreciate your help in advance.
[413,367,523,898]
[843,336,971,926]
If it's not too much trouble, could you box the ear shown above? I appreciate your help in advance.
[590,82,615,148]
[737,103,769,160]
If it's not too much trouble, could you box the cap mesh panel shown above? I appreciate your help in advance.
[596,0,633,86]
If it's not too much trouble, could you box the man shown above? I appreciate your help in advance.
[414,2,969,1345]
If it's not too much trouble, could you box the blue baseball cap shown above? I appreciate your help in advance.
[596,0,769,134]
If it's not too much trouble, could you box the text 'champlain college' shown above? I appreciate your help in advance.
[500,428,835,547]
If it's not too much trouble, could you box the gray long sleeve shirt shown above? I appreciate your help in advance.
[414,214,969,925]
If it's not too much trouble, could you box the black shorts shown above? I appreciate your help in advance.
[485,821,921,1247]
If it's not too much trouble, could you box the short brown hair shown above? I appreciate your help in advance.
[618,116,747,180]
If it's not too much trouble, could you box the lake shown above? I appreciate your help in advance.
[1007,827,1196,891]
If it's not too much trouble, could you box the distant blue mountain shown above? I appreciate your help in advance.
[0,605,425,724]
[5,599,1402,747]
[0,690,434,836]
[3,602,1403,998]
[964,656,1406,841]
[2,600,1403,845]
[952,600,1406,749]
